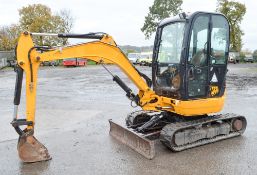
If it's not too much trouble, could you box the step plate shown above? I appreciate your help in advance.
[109,119,155,159]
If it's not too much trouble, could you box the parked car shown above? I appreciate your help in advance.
[244,54,254,63]
[7,60,16,67]
[41,61,59,66]
[128,53,141,64]
[137,52,152,66]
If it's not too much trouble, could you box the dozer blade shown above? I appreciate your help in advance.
[18,131,51,163]
[109,119,156,159]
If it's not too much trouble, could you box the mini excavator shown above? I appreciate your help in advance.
[12,12,246,162]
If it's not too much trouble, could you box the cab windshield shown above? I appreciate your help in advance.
[158,22,185,64]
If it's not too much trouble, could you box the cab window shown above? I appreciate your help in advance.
[158,22,185,64]
[188,15,209,67]
[210,15,229,65]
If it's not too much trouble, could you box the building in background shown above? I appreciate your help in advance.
[0,51,15,68]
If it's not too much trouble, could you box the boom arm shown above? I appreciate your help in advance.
[13,32,162,132]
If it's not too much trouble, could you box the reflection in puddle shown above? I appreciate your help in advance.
[19,160,51,175]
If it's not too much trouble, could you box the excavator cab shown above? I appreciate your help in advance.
[152,12,229,100]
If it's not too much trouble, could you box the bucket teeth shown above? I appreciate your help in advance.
[18,130,51,163]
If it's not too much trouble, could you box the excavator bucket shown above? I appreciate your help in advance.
[18,131,51,163]
[109,120,156,159]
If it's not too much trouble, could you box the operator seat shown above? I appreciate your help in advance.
[191,49,206,66]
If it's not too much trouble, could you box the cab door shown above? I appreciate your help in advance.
[187,15,210,98]
[186,14,229,99]
[208,15,229,98]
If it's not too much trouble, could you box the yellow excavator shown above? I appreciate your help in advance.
[12,11,246,163]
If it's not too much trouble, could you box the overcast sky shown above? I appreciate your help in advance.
[0,0,256,51]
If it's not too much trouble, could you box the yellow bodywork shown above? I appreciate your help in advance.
[16,32,225,129]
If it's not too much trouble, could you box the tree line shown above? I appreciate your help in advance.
[0,4,73,51]
[0,1,256,56]
[141,0,250,53]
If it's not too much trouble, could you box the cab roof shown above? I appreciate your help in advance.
[158,11,225,27]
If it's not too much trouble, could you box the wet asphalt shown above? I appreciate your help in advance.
[0,63,257,175]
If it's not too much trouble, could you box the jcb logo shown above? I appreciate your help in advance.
[210,86,219,96]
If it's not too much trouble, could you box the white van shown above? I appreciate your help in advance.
[228,52,239,64]
[244,54,254,63]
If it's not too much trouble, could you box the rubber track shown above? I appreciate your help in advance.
[159,113,246,152]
